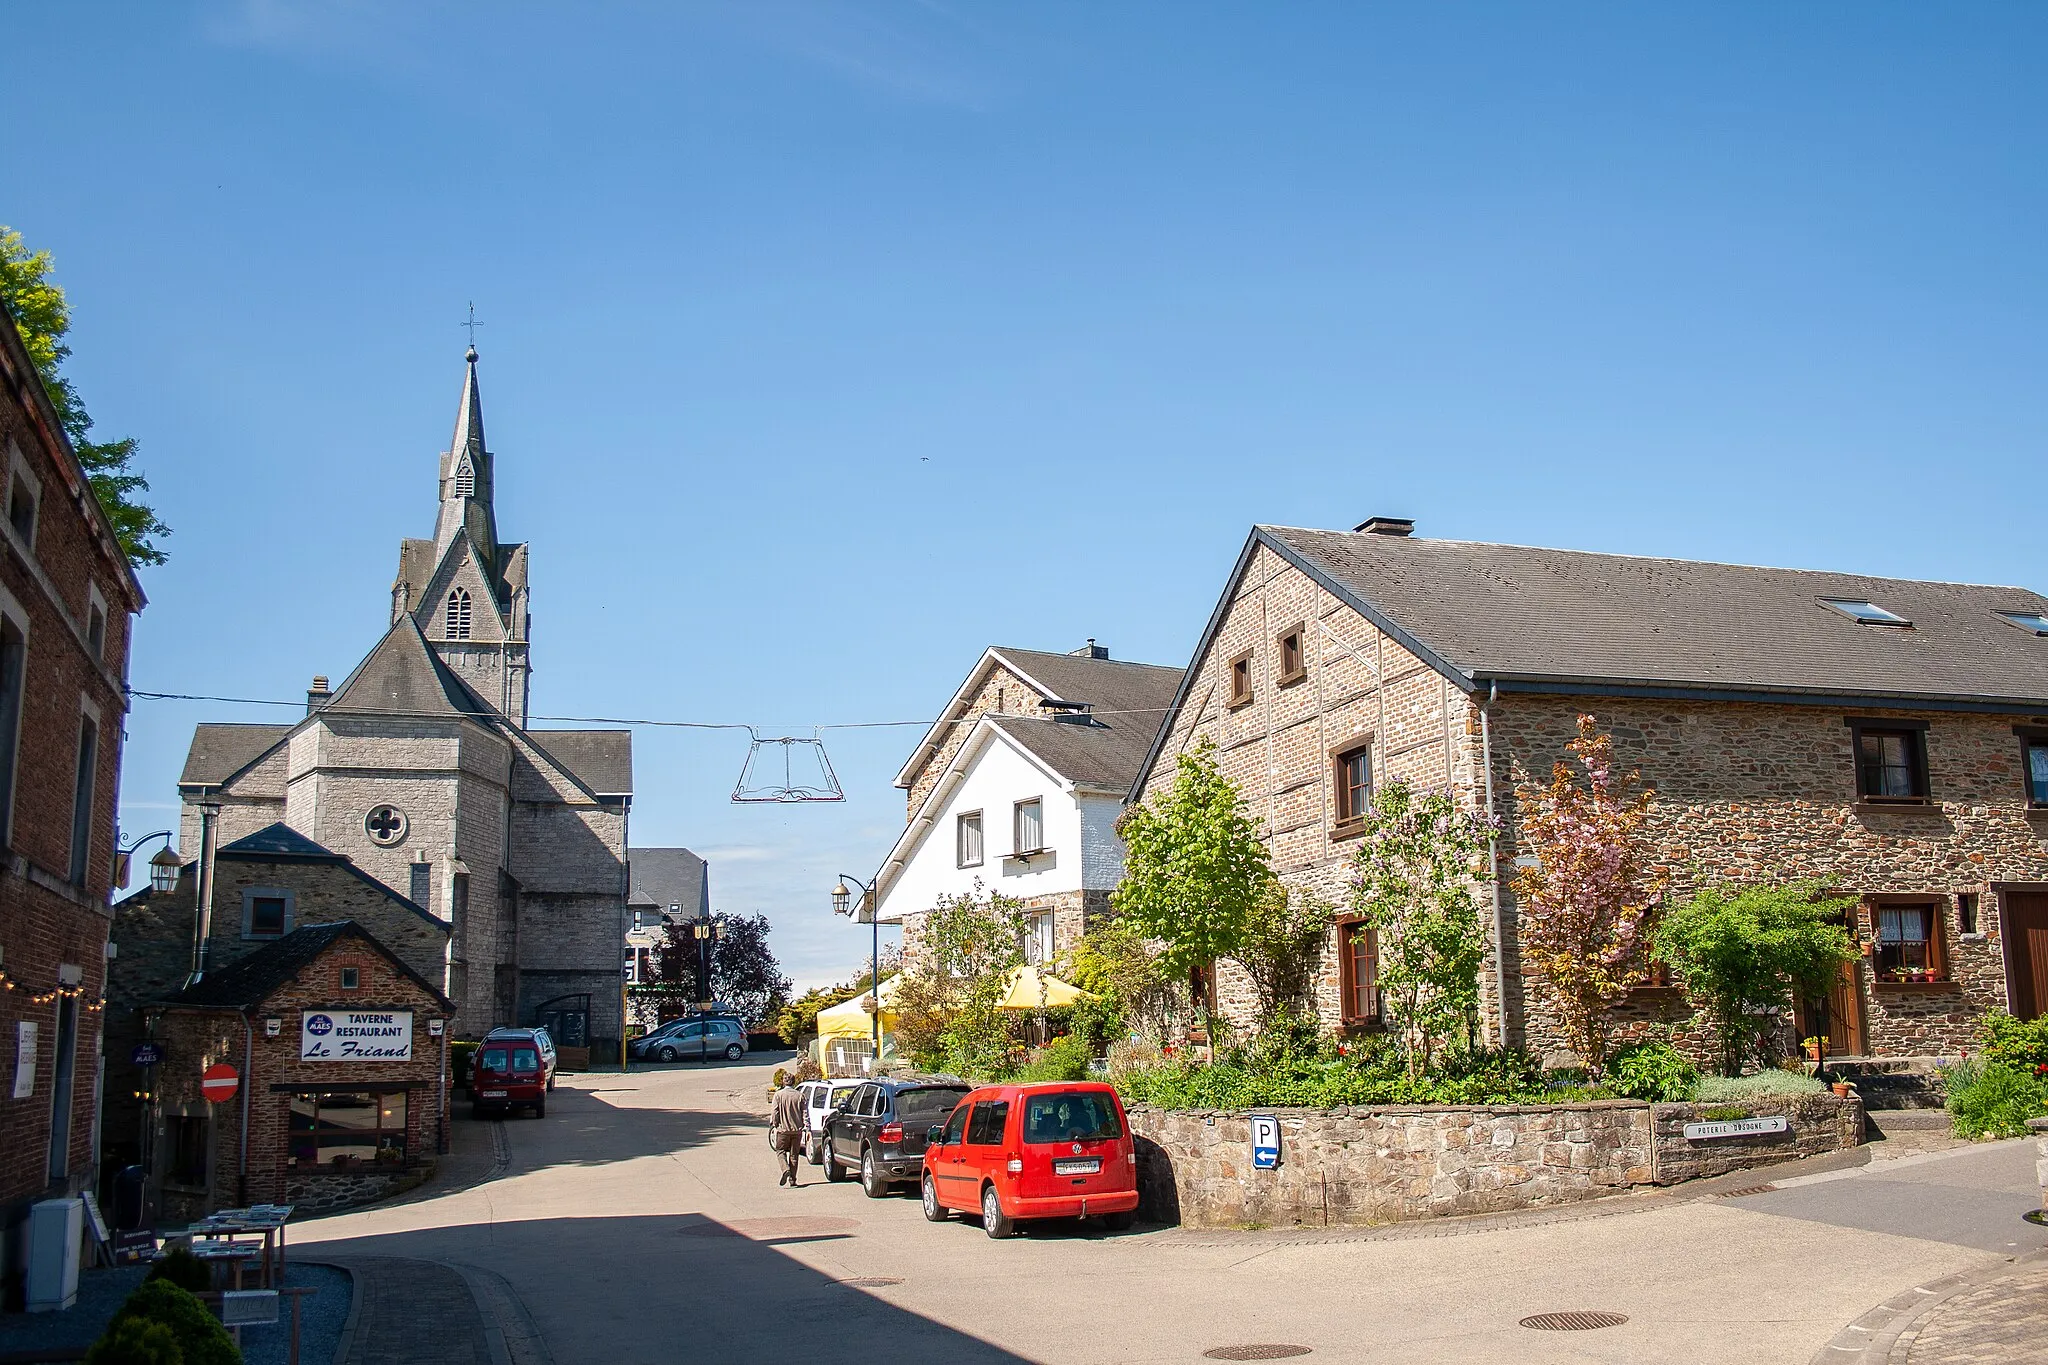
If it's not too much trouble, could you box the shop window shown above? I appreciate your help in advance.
[164,1114,209,1190]
[289,1091,408,1167]
[1874,902,1944,981]
[1338,919,1379,1025]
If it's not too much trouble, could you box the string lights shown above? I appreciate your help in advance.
[0,967,105,1010]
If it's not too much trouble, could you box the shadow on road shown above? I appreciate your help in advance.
[301,1213,1033,1364]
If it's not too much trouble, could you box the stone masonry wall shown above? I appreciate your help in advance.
[1649,1093,1865,1184]
[1127,1101,1653,1228]
[1487,695,2048,1060]
[905,660,1048,819]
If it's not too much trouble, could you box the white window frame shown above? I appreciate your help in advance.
[1026,910,1054,965]
[956,810,984,868]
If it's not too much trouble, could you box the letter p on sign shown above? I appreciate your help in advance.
[201,1063,239,1103]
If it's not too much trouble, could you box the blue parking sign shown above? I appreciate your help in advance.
[1250,1113,1281,1170]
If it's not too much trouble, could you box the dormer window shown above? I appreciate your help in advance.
[1822,598,1911,628]
[454,458,475,498]
[446,588,472,640]
[1997,611,2048,636]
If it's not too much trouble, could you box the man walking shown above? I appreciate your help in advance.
[770,1069,806,1187]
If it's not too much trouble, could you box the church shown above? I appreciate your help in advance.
[175,347,631,1047]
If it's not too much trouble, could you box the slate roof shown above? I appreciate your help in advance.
[218,824,344,861]
[181,724,294,786]
[1260,527,2048,707]
[628,847,708,916]
[322,616,496,719]
[158,920,452,1011]
[896,646,1184,789]
[988,714,1162,794]
[530,730,633,795]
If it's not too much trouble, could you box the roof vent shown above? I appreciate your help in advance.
[1071,639,1110,659]
[1354,517,1414,537]
[307,675,333,715]
[1040,699,1104,727]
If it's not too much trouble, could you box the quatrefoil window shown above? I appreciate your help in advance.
[365,805,409,847]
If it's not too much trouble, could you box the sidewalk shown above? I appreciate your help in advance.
[1809,1249,2048,1364]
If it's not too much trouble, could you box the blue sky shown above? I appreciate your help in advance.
[6,2,2043,990]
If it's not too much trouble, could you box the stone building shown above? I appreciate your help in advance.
[0,295,146,1303]
[145,920,452,1220]
[625,847,709,986]
[875,644,1182,963]
[1134,518,2048,1060]
[102,822,450,1173]
[175,348,631,1048]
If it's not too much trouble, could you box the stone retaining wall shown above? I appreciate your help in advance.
[286,1166,430,1215]
[1648,1094,1864,1185]
[1128,1093,1863,1228]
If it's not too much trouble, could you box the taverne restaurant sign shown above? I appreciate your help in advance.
[300,1010,414,1061]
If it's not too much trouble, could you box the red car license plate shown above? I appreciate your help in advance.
[1053,1158,1100,1175]
[481,1090,508,1098]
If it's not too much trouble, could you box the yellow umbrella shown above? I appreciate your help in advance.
[995,964,1096,1011]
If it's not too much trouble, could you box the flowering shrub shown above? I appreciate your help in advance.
[1946,1012,2048,1138]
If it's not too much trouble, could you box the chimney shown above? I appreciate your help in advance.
[1354,517,1414,537]
[1071,639,1110,660]
[307,675,332,715]
[1041,699,1103,727]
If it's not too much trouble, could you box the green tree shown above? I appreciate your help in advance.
[1232,881,1333,1026]
[1061,917,1171,1042]
[1113,741,1272,1032]
[1349,781,1496,1079]
[0,227,169,567]
[1653,882,1859,1076]
[776,979,863,1047]
[892,884,1030,1074]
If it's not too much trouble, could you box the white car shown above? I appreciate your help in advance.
[798,1079,865,1166]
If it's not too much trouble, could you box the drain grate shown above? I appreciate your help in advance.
[1721,1184,1778,1198]
[1203,1347,1312,1361]
[1520,1311,1629,1332]
[840,1277,903,1288]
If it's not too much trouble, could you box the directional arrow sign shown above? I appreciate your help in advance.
[201,1062,239,1103]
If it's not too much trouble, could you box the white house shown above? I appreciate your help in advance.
[871,644,1182,962]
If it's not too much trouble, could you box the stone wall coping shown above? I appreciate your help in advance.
[1123,1098,1652,1119]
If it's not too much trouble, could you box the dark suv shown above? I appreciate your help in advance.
[822,1075,971,1198]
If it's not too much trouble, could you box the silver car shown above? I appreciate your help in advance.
[635,1016,748,1063]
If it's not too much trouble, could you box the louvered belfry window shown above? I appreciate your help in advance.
[455,459,474,498]
[446,588,473,640]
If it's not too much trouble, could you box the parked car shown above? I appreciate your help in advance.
[633,1015,748,1063]
[921,1082,1138,1236]
[473,1027,558,1118]
[822,1076,971,1196]
[626,1017,694,1060]
[799,1078,866,1166]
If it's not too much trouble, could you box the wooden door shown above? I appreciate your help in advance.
[1799,958,1866,1059]
[2005,891,2048,1019]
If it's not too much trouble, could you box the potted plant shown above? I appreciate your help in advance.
[1801,1036,1825,1061]
[1831,1080,1853,1098]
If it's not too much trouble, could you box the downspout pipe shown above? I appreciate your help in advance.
[238,1009,253,1204]
[1480,681,1510,1051]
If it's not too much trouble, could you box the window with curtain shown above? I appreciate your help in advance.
[957,810,983,867]
[1014,799,1043,854]
[1339,920,1379,1024]
[1876,904,1939,979]
[2026,741,2048,806]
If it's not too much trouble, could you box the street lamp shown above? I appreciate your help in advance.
[691,916,725,1008]
[114,830,183,895]
[832,874,881,1063]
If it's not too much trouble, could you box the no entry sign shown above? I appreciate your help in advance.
[201,1063,239,1103]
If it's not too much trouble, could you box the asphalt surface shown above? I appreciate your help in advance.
[281,1054,2048,1365]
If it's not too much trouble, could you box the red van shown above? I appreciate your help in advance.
[920,1081,1139,1237]
[472,1028,555,1118]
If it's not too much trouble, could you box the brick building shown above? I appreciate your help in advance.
[874,644,1182,963]
[102,822,451,1173]
[0,297,146,1301]
[173,347,631,1050]
[146,920,452,1221]
[1134,519,2048,1061]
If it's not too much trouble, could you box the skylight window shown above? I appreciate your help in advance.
[1996,611,2048,636]
[1821,599,1911,628]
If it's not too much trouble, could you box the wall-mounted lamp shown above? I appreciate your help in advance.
[263,1016,282,1037]
[429,1019,445,1037]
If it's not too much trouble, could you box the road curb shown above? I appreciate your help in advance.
[451,1261,554,1365]
[1805,1247,2048,1365]
[303,1259,362,1365]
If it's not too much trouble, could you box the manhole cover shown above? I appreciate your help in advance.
[1519,1311,1629,1332]
[1203,1347,1312,1360]
[680,1216,859,1239]
[1721,1184,1778,1198]
[840,1277,903,1288]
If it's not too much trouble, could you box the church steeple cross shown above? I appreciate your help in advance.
[463,302,483,354]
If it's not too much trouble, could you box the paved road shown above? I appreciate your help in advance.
[289,1056,2047,1365]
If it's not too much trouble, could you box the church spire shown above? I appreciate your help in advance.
[434,345,499,561]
